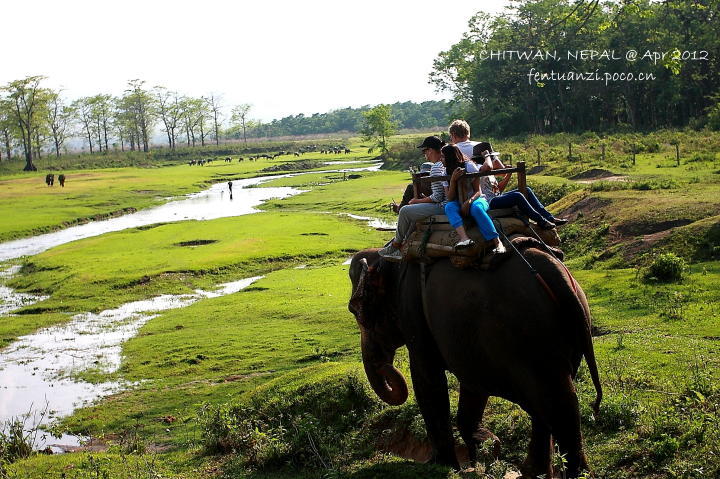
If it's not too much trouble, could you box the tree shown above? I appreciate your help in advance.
[429,0,720,135]
[89,94,114,153]
[361,104,397,155]
[206,95,223,146]
[231,104,252,143]
[122,80,155,152]
[2,75,50,170]
[0,97,17,162]
[46,91,74,157]
[73,97,97,153]
[154,87,182,149]
[178,97,207,147]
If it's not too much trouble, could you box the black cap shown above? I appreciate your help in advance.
[417,136,445,150]
[471,141,494,160]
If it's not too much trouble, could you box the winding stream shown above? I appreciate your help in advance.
[0,162,383,262]
[0,161,390,448]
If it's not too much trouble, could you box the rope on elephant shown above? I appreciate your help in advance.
[524,226,579,296]
[419,263,431,324]
[496,223,559,304]
[419,216,435,259]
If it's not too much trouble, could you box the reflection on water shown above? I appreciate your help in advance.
[0,266,48,316]
[0,276,262,448]
[344,213,397,230]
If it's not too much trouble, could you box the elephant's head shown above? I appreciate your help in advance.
[348,250,408,406]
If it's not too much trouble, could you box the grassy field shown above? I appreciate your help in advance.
[2,131,720,478]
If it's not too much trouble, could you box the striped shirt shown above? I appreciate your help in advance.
[429,161,447,206]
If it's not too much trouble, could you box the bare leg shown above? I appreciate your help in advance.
[455,225,471,242]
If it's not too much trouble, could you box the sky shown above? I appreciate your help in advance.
[2,0,508,123]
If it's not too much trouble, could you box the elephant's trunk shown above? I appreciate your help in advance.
[361,333,408,406]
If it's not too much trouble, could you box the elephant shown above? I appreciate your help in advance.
[348,240,602,478]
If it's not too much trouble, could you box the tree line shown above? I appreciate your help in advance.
[226,100,452,139]
[0,75,453,172]
[0,76,253,171]
[431,0,720,137]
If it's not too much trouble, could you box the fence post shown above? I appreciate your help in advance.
[517,161,527,198]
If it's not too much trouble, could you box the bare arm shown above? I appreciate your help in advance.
[492,157,512,193]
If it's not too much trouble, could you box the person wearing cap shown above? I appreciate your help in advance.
[379,136,447,261]
[473,143,568,229]
[391,162,434,214]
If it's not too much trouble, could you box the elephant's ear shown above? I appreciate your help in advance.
[349,258,370,327]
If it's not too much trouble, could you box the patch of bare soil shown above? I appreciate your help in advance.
[557,196,613,219]
[174,239,218,247]
[614,218,693,237]
[51,436,171,454]
[262,160,321,172]
[575,175,628,184]
[527,165,546,175]
[570,168,617,180]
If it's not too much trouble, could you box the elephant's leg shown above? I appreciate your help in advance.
[457,387,499,463]
[549,375,589,478]
[408,355,458,468]
[520,418,552,479]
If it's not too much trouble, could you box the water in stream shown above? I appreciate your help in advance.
[0,276,263,449]
[0,162,383,262]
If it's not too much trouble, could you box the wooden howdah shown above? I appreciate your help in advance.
[403,214,560,262]
[403,162,560,264]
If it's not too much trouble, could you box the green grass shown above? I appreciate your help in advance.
[4,130,720,479]
[0,212,385,346]
[0,144,381,242]
[261,170,408,220]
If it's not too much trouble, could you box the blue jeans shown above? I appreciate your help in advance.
[444,197,499,241]
[488,187,553,224]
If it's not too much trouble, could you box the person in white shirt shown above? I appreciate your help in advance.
[448,119,491,172]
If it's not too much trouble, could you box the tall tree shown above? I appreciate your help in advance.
[2,76,49,171]
[46,91,74,157]
[0,97,15,162]
[361,104,397,155]
[154,87,182,149]
[123,80,154,152]
[88,94,113,153]
[206,95,223,146]
[73,97,97,153]
[231,103,252,143]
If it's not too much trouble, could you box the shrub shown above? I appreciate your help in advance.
[582,393,641,432]
[707,103,720,131]
[383,140,425,171]
[197,363,382,469]
[644,253,686,282]
[0,417,33,466]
